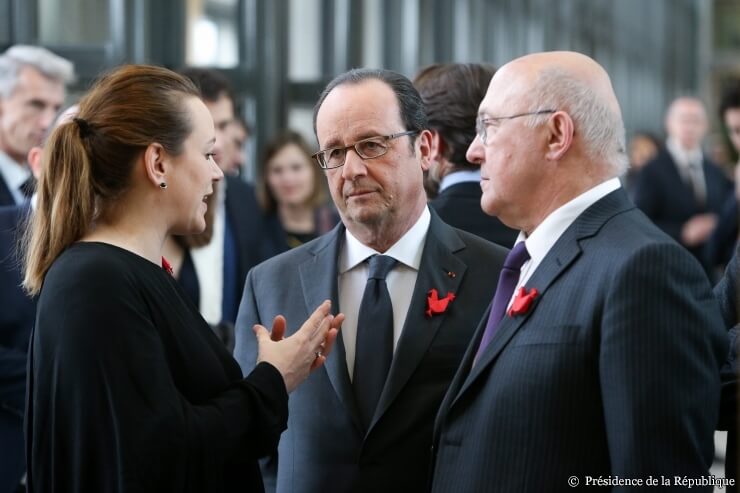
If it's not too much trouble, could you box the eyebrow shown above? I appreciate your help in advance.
[205,137,216,147]
[322,130,390,148]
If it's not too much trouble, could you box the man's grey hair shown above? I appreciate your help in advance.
[0,45,75,98]
[524,68,628,176]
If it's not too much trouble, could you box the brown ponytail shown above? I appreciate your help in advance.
[22,121,95,294]
[22,64,200,295]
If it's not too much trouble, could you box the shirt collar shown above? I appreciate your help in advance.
[439,169,481,192]
[339,205,431,274]
[666,137,702,167]
[0,151,30,196]
[518,177,622,266]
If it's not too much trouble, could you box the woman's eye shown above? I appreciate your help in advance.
[205,153,215,161]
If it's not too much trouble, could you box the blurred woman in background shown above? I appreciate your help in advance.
[257,130,338,258]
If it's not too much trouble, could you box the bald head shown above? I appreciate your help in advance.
[487,51,627,175]
[665,97,707,151]
[503,52,621,116]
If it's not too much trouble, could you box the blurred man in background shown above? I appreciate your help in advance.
[0,45,74,206]
[178,68,264,334]
[635,96,733,278]
[414,63,517,248]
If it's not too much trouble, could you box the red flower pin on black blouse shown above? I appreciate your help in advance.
[161,256,174,276]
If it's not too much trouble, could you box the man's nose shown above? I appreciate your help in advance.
[341,148,368,180]
[466,136,485,165]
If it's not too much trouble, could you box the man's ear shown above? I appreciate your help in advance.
[416,129,435,172]
[428,130,446,164]
[27,146,43,178]
[544,111,575,161]
[143,143,168,188]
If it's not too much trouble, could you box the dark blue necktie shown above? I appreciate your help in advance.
[19,176,35,199]
[474,242,530,365]
[353,254,397,430]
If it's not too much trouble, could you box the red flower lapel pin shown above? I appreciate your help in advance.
[426,288,456,318]
[161,256,174,276]
[507,286,538,317]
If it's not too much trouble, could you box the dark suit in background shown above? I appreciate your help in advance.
[430,180,517,248]
[432,189,727,492]
[0,204,35,492]
[234,212,507,493]
[224,174,264,312]
[634,149,733,272]
[175,175,263,350]
[0,179,15,207]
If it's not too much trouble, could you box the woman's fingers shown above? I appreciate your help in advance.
[270,315,287,341]
[302,300,332,338]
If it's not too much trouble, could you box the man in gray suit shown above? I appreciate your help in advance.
[431,52,728,492]
[234,68,507,493]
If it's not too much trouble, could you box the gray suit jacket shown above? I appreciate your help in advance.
[234,209,507,493]
[431,188,727,493]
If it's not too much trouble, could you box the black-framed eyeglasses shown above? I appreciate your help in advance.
[312,130,418,169]
[475,109,556,145]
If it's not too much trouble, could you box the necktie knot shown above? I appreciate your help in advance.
[367,254,397,280]
[503,241,530,271]
[19,176,36,198]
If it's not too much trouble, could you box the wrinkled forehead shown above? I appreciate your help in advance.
[316,80,404,145]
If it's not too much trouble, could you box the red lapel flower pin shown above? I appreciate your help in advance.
[426,288,456,318]
[161,256,174,276]
[507,287,538,317]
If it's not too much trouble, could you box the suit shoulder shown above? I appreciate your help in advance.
[452,226,509,259]
[249,236,326,277]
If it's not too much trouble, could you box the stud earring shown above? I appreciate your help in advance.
[159,182,167,189]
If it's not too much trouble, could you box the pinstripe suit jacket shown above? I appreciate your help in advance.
[431,188,727,493]
[234,209,507,493]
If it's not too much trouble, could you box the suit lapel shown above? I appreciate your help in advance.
[370,211,467,431]
[451,189,635,406]
[0,177,15,207]
[298,224,363,432]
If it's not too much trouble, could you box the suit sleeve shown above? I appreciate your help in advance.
[233,268,280,493]
[599,242,727,478]
[0,346,26,416]
[234,268,262,376]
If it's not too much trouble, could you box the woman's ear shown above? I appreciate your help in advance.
[143,143,168,188]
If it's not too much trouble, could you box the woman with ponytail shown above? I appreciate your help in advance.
[23,65,342,492]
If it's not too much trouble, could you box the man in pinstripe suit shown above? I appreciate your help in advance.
[431,51,728,492]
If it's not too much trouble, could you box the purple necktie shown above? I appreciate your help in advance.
[474,241,530,365]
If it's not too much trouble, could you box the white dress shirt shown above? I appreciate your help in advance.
[666,137,706,203]
[338,206,431,380]
[0,151,31,205]
[510,178,622,306]
[190,181,226,325]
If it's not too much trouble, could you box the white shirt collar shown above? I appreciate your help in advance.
[439,169,481,193]
[666,137,702,168]
[339,205,431,274]
[0,151,30,205]
[517,177,622,267]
